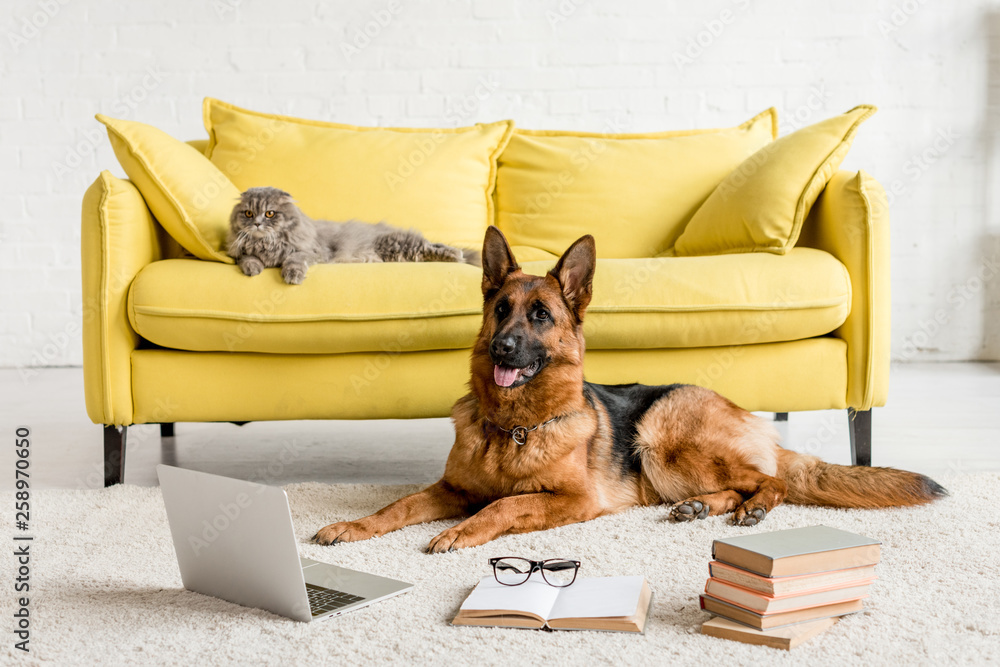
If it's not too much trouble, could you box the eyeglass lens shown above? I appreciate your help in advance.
[540,559,577,587]
[494,557,533,585]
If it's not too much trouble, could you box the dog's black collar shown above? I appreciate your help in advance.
[485,415,563,446]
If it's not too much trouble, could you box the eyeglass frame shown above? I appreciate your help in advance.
[488,557,582,587]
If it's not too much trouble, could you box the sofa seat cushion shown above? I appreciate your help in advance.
[128,248,850,354]
[129,260,485,355]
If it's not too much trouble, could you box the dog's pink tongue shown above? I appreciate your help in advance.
[494,365,521,387]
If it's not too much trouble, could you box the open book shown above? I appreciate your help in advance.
[452,574,652,633]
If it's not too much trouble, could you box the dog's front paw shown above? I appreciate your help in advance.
[669,499,710,522]
[732,506,767,527]
[281,264,307,284]
[313,521,375,546]
[240,257,264,277]
[426,525,488,553]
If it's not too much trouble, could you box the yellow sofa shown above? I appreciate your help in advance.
[82,108,889,486]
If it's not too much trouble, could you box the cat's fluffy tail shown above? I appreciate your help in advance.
[462,249,482,267]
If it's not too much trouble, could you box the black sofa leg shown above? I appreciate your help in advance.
[103,425,128,487]
[848,408,872,467]
[160,423,175,438]
[774,412,788,422]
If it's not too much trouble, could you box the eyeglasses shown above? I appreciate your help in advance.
[489,557,581,587]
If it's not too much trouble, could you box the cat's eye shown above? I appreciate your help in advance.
[244,210,252,218]
[265,210,275,218]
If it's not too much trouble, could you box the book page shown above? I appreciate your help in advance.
[548,575,645,620]
[459,574,561,620]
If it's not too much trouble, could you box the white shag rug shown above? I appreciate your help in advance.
[5,474,999,666]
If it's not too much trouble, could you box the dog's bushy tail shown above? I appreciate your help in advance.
[778,449,947,509]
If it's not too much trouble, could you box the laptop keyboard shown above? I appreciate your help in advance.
[306,583,365,616]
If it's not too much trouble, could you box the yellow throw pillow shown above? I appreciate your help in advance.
[495,108,777,259]
[672,105,877,256]
[203,98,514,250]
[96,114,238,263]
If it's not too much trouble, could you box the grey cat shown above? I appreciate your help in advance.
[227,187,480,284]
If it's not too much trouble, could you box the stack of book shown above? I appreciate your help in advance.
[699,525,881,650]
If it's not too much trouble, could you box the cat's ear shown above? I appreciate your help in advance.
[481,226,519,296]
[549,234,596,321]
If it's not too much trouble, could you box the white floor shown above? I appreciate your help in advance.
[2,363,998,491]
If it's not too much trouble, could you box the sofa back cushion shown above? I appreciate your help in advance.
[494,109,776,259]
[204,98,514,250]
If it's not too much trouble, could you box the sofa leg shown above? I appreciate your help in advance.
[848,409,872,467]
[160,423,175,438]
[103,425,128,487]
[774,412,788,422]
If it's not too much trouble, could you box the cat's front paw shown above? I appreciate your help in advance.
[431,243,464,263]
[239,257,264,277]
[281,264,307,284]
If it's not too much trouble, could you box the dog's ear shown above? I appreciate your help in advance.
[481,225,519,296]
[550,234,596,321]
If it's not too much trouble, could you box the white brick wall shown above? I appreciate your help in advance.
[2,0,998,368]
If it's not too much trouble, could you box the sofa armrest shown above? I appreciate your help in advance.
[81,171,163,426]
[798,170,890,410]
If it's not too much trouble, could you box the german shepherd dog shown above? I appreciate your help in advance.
[315,227,946,552]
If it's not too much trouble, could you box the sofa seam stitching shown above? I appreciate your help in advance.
[97,172,114,423]
[857,173,876,409]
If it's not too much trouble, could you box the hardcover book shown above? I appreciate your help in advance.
[452,574,652,633]
[701,615,838,650]
[699,594,864,630]
[712,525,881,577]
[704,578,872,614]
[708,560,877,596]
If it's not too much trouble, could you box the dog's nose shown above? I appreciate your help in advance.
[491,335,518,358]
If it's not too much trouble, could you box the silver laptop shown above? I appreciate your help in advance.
[157,464,413,622]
